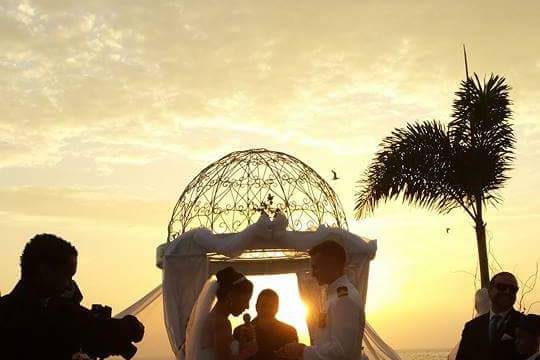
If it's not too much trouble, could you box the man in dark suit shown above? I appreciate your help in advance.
[456,272,525,360]
[234,289,298,360]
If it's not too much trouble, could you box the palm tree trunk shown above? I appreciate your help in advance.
[475,221,490,288]
[475,198,490,288]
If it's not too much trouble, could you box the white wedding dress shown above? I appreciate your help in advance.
[183,278,219,360]
[184,278,242,360]
[182,214,278,360]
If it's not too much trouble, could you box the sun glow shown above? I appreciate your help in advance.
[230,274,311,344]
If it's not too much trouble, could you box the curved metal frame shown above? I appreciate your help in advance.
[167,149,348,248]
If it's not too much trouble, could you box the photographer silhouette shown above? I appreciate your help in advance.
[0,234,145,359]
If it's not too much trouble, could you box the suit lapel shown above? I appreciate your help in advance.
[496,309,519,340]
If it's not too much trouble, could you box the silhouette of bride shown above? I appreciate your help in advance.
[184,267,257,360]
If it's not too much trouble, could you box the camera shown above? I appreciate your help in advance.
[84,304,143,359]
[90,304,112,319]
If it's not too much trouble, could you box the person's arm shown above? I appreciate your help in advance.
[285,324,298,343]
[303,297,362,360]
[214,317,235,360]
[48,300,143,359]
[455,323,471,360]
[84,315,143,358]
[214,318,257,360]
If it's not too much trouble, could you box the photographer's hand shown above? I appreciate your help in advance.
[121,315,145,343]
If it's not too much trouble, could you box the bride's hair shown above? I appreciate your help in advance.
[216,266,253,301]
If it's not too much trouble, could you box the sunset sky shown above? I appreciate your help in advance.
[1,0,539,352]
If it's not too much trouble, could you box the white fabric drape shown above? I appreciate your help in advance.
[112,286,172,360]
[347,259,371,306]
[363,323,403,360]
[163,254,208,358]
[183,277,219,360]
[114,285,162,318]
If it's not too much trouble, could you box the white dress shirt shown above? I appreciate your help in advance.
[489,309,511,321]
[488,308,512,340]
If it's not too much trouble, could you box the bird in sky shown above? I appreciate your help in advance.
[331,170,339,180]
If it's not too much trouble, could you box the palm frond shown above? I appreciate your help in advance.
[449,74,515,198]
[354,121,463,218]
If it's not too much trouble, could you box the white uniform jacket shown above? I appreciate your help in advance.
[303,275,365,360]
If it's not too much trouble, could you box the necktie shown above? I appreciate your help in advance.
[489,314,502,343]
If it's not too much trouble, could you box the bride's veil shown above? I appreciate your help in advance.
[184,276,219,360]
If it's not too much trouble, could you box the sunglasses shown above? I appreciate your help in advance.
[494,283,519,294]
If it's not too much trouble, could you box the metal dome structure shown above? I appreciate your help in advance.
[130,150,397,360]
[167,149,348,247]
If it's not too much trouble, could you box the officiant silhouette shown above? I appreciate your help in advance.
[234,289,298,360]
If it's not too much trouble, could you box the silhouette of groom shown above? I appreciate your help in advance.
[234,289,297,360]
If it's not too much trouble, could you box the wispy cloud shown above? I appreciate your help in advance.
[2,0,539,170]
[0,185,169,225]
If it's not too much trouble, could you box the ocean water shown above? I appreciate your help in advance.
[398,349,450,360]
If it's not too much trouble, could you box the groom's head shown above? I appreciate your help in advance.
[309,240,346,285]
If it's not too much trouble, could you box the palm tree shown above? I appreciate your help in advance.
[354,74,515,288]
